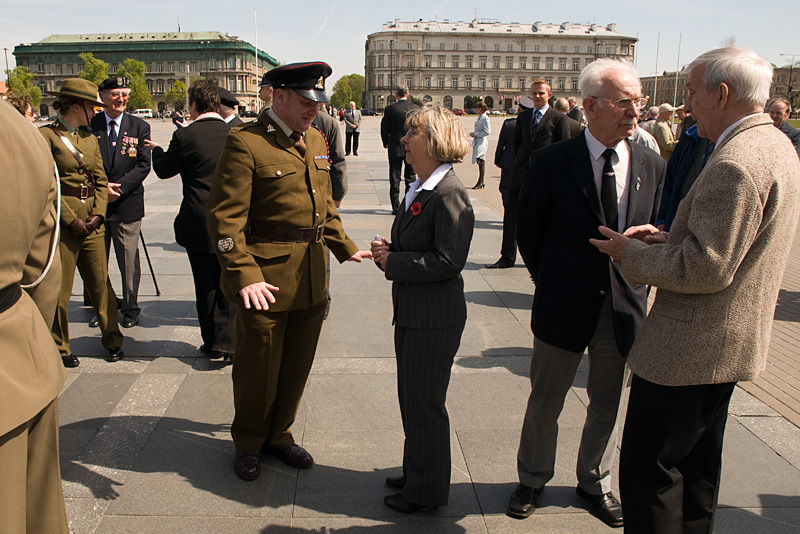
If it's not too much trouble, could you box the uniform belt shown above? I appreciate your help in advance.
[0,283,22,314]
[248,221,325,243]
[61,184,96,200]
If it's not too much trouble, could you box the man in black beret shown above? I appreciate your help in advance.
[217,86,243,127]
[89,76,151,328]
[258,75,273,109]
[207,62,371,481]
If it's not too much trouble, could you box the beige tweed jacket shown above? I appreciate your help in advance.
[622,114,800,386]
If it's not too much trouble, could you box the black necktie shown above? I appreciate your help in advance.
[601,148,618,231]
[530,109,542,136]
[290,131,306,157]
[109,119,118,162]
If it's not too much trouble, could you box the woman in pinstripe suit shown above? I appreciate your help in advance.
[372,105,475,513]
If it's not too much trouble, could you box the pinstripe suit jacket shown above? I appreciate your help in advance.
[384,169,474,329]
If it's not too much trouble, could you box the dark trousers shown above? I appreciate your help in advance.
[345,131,359,155]
[388,157,416,213]
[499,185,518,263]
[620,375,736,534]
[185,250,236,353]
[394,323,464,506]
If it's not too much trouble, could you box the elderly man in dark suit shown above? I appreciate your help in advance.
[218,86,244,127]
[508,59,665,528]
[144,80,235,360]
[381,85,420,214]
[486,79,572,269]
[90,77,151,328]
[593,46,800,534]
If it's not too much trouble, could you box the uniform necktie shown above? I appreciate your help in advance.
[290,131,306,157]
[601,148,618,232]
[109,119,118,162]
[530,109,542,136]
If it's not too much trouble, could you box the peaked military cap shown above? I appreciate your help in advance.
[48,78,107,107]
[263,61,332,103]
[258,74,272,87]
[217,86,239,108]
[98,77,130,91]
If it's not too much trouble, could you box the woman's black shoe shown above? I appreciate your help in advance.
[384,493,438,513]
[385,474,406,488]
[62,355,80,368]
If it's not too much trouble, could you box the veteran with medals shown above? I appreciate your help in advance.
[207,62,371,481]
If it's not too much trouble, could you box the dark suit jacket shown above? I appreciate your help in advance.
[494,117,517,190]
[383,169,474,329]
[381,99,420,158]
[152,116,230,253]
[313,111,348,201]
[516,132,665,356]
[564,114,582,138]
[779,121,800,156]
[567,106,584,124]
[510,107,572,190]
[91,112,151,222]
[227,115,245,128]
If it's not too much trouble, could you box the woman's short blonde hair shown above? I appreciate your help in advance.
[405,104,470,163]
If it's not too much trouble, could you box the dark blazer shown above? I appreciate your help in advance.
[90,112,151,222]
[494,117,517,190]
[227,115,245,128]
[779,121,800,156]
[516,132,665,356]
[510,106,572,190]
[381,99,420,158]
[567,106,584,124]
[564,114,582,138]
[152,116,230,253]
[383,170,474,328]
[313,111,348,201]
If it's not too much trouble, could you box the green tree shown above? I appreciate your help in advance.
[115,58,152,110]
[77,52,109,86]
[5,66,42,107]
[330,73,365,110]
[164,80,186,111]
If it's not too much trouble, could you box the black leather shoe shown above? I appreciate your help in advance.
[122,314,139,328]
[384,493,437,513]
[385,474,406,488]
[234,450,261,481]
[62,355,80,368]
[485,259,514,269]
[507,483,543,519]
[269,443,314,469]
[106,347,125,362]
[200,344,234,361]
[576,486,623,528]
[89,316,99,327]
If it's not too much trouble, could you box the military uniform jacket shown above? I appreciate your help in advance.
[1,102,66,436]
[207,109,359,312]
[90,112,151,222]
[40,119,109,240]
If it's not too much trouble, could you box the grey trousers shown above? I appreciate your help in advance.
[517,294,628,495]
[105,219,142,316]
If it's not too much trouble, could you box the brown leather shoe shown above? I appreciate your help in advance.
[234,450,261,481]
[273,443,314,469]
[576,486,623,528]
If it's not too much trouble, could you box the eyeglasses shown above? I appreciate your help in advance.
[109,91,130,99]
[595,96,647,109]
[405,128,427,137]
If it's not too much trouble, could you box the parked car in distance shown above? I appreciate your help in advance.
[131,108,154,118]
[505,108,518,115]
[488,109,501,115]
[451,108,465,116]
[241,110,258,117]
[361,108,379,116]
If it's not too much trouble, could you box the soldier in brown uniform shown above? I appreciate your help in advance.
[39,78,124,367]
[0,100,69,534]
[207,62,371,481]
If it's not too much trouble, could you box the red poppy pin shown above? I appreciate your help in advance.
[410,201,422,215]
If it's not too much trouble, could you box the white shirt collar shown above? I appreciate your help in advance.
[534,104,549,115]
[267,108,295,138]
[194,111,224,122]
[584,126,627,159]
[716,113,761,147]
[404,163,452,211]
[105,111,121,127]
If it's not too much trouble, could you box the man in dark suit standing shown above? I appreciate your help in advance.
[218,87,244,127]
[567,96,585,125]
[486,80,571,269]
[554,97,583,137]
[769,97,800,156]
[381,85,419,214]
[507,59,665,528]
[90,77,151,328]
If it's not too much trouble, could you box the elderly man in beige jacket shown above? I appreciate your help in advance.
[591,47,800,533]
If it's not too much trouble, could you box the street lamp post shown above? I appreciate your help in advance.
[389,38,396,93]
[3,48,9,81]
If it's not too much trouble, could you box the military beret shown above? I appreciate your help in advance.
[217,86,239,108]
[263,61,332,103]
[98,77,130,91]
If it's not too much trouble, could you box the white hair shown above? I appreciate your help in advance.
[579,58,639,100]
[686,47,773,108]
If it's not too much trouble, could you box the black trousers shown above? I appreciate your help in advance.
[388,157,416,213]
[185,250,236,353]
[345,131,359,155]
[620,374,736,534]
[499,185,518,263]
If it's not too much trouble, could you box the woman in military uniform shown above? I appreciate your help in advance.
[39,78,124,367]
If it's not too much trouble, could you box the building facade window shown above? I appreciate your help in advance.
[494,44,500,51]
[452,77,458,88]
[407,57,413,67]
[506,58,513,69]
[453,43,458,50]
[575,46,580,53]
[492,78,499,89]
[425,42,431,50]
[466,77,472,88]
[438,77,445,87]
[573,59,580,70]
[467,43,472,50]
[493,57,500,68]
[557,79,565,90]
[534,45,540,52]
[407,42,412,49]
[480,57,486,68]
[439,56,445,68]
[508,44,513,51]
[466,57,472,68]
[439,43,445,50]
[425,56,431,67]
[452,56,459,68]
[479,78,486,89]
[519,78,526,88]
[378,74,383,87]
[572,79,578,90]
[561,45,567,53]
[506,78,512,88]
[546,58,553,70]
[587,46,593,54]
[406,76,412,87]
[481,43,486,51]
[520,44,526,51]
[533,58,540,69]
[519,58,526,69]
[37,63,44,72]
[559,58,566,70]
[424,76,431,87]
[379,56,384,67]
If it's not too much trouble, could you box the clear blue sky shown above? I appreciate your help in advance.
[2,0,796,92]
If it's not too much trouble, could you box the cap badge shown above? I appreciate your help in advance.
[315,76,324,90]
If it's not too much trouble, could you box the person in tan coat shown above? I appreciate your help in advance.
[592,46,800,534]
[207,62,371,482]
[0,100,69,534]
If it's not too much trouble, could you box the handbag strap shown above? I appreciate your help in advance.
[47,124,97,185]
